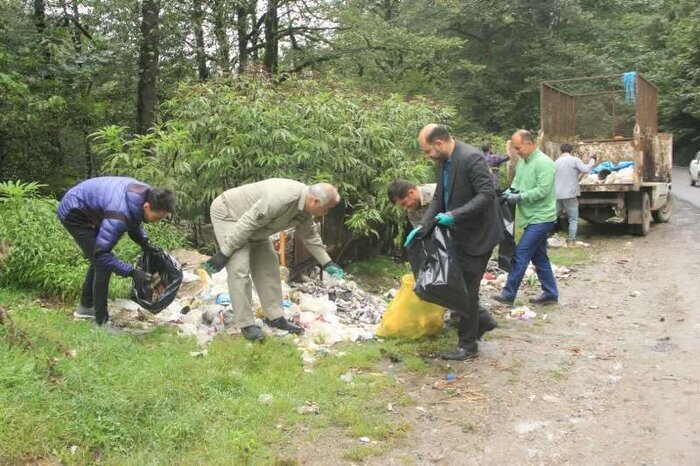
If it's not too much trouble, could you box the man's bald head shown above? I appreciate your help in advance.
[510,129,537,159]
[305,183,340,216]
[418,124,454,161]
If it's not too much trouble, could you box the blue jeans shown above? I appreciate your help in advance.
[501,221,558,300]
[556,198,579,241]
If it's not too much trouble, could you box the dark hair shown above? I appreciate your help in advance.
[481,141,493,153]
[146,187,176,213]
[425,125,451,144]
[560,143,573,154]
[387,179,416,203]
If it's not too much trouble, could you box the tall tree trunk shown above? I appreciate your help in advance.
[212,0,231,74]
[71,0,83,55]
[34,0,46,33]
[34,0,51,64]
[193,0,209,80]
[136,0,161,135]
[235,1,249,73]
[263,0,278,73]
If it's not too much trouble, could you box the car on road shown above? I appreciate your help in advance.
[690,151,700,186]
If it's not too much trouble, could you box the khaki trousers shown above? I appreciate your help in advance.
[210,197,284,329]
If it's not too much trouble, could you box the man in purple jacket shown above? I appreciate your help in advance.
[57,177,175,329]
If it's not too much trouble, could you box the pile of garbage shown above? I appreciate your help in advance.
[107,249,382,360]
[581,160,634,185]
[107,247,577,351]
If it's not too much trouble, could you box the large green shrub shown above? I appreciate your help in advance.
[92,75,455,241]
[0,184,189,299]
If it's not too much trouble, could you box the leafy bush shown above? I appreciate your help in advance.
[92,75,456,241]
[0,192,189,300]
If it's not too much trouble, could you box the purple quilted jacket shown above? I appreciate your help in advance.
[58,177,150,277]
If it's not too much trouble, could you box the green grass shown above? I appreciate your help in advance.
[0,285,451,465]
[548,246,592,267]
[344,256,410,293]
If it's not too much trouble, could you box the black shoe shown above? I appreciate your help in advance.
[441,346,478,361]
[264,317,304,335]
[477,310,498,340]
[529,294,558,306]
[491,293,514,305]
[242,325,265,341]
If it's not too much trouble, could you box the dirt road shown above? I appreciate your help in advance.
[359,196,700,465]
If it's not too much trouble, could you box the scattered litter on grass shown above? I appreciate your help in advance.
[507,307,537,320]
[296,401,320,415]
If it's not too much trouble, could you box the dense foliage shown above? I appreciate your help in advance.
[0,182,189,298]
[1,0,699,265]
[2,0,699,194]
[93,75,453,239]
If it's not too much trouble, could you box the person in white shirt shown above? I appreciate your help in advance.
[554,143,596,245]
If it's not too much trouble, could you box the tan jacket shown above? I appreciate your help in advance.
[214,179,331,265]
[407,183,437,227]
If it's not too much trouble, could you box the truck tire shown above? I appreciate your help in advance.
[630,192,651,236]
[652,194,672,223]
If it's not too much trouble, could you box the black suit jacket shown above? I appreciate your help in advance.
[420,140,504,256]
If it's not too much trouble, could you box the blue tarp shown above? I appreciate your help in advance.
[591,161,634,174]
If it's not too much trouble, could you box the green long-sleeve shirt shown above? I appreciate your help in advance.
[511,149,557,228]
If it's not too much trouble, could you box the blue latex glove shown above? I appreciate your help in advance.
[504,193,522,205]
[324,262,344,279]
[403,226,422,248]
[435,213,455,228]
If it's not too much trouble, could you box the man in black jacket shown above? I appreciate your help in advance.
[406,124,503,360]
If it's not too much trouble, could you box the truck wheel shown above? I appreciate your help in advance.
[631,192,651,236]
[652,194,672,223]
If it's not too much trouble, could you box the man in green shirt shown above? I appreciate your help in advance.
[492,130,559,306]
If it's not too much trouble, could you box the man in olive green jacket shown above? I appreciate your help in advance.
[202,179,344,341]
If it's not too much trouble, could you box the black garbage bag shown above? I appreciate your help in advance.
[406,221,469,312]
[498,199,516,272]
[131,248,183,313]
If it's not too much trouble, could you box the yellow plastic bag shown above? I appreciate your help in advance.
[375,274,445,339]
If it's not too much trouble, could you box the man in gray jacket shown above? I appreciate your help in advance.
[554,143,596,245]
[201,179,344,341]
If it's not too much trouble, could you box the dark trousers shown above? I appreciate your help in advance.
[62,222,112,324]
[456,249,493,350]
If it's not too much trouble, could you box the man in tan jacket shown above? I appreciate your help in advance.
[202,179,344,341]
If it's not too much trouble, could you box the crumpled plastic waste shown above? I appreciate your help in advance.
[507,306,537,320]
